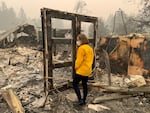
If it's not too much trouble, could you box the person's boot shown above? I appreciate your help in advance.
[82,99,86,105]
[78,99,84,105]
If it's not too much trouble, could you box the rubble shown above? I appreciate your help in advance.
[98,33,150,77]
[0,47,44,112]
[0,46,150,113]
[0,23,37,48]
[124,75,146,87]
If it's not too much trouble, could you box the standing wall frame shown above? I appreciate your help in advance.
[41,8,98,95]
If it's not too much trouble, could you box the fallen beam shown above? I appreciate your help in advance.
[93,93,131,104]
[1,88,25,113]
[103,86,150,94]
[88,82,150,94]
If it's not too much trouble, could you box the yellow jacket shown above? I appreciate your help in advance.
[75,44,94,76]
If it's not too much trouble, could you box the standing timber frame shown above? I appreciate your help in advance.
[41,8,98,95]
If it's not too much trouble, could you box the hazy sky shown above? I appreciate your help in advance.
[0,0,141,19]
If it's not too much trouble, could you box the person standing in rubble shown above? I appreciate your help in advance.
[73,33,94,105]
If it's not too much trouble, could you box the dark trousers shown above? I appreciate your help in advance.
[73,74,88,102]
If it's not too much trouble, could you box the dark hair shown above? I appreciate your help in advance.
[77,34,89,45]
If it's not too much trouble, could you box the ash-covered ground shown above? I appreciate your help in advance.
[0,47,150,113]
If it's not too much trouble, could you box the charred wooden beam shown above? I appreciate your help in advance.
[89,83,150,94]
[1,89,25,113]
[93,94,131,104]
[53,61,72,68]
[52,38,72,44]
[77,15,97,23]
[41,9,53,95]
[103,86,150,94]
[42,8,75,20]
[48,38,96,45]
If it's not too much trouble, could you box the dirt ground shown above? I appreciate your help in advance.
[0,47,150,113]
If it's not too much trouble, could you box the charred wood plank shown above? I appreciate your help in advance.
[41,9,51,95]
[89,82,150,94]
[104,86,150,94]
[53,61,72,68]
[41,8,97,22]
[52,38,72,44]
[1,89,25,113]
[45,77,72,82]
[93,94,131,104]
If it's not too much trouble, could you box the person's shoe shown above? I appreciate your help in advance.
[78,99,84,105]
[82,99,86,105]
[78,99,86,105]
